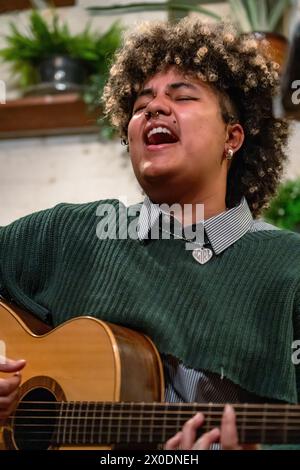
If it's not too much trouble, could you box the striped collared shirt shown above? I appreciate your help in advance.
[137,196,280,405]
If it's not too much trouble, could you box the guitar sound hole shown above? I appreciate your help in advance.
[13,387,58,450]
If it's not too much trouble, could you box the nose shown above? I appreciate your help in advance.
[144,95,172,119]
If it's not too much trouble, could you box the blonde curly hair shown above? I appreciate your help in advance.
[102,18,289,217]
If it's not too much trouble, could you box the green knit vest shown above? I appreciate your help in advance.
[1,199,300,403]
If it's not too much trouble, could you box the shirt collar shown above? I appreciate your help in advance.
[137,196,254,255]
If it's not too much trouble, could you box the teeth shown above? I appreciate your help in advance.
[147,127,172,139]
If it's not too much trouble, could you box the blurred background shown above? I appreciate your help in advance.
[0,0,299,230]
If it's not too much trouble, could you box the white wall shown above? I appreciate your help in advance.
[0,1,299,226]
[0,1,166,225]
[0,135,142,225]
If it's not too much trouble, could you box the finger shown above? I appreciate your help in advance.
[0,374,22,398]
[193,428,220,450]
[0,388,19,425]
[221,404,241,450]
[164,432,183,450]
[181,413,205,450]
[0,358,26,373]
[0,388,19,411]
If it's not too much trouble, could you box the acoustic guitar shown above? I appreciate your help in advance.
[0,299,299,450]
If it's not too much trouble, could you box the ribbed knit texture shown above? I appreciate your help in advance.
[1,200,300,404]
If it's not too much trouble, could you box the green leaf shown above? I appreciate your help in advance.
[87,1,222,21]
[263,178,300,231]
[0,9,123,91]
[228,0,291,33]
[260,0,268,30]
[88,2,169,14]
[269,0,291,32]
[243,0,260,30]
[228,0,252,32]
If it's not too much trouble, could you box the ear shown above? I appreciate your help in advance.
[225,123,245,154]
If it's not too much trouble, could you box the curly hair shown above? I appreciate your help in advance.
[102,18,289,217]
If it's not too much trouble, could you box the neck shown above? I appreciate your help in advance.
[20,401,300,446]
[144,171,228,225]
[148,190,227,225]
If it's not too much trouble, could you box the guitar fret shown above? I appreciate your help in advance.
[116,402,123,443]
[241,403,247,443]
[261,403,268,443]
[127,402,133,444]
[138,403,144,443]
[176,402,182,434]
[75,402,83,444]
[206,402,212,433]
[90,402,97,444]
[82,402,89,444]
[97,403,105,444]
[283,403,289,444]
[56,400,64,446]
[62,401,69,445]
[106,403,113,444]
[162,403,168,444]
[69,401,76,444]
[149,402,155,443]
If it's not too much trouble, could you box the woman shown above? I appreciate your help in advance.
[0,18,299,450]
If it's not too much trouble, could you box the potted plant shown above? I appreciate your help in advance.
[263,178,300,232]
[227,0,294,69]
[87,0,222,24]
[0,9,123,94]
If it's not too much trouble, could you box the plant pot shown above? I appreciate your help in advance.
[38,55,87,86]
[250,32,289,72]
[24,55,88,96]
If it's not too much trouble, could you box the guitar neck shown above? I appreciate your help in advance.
[16,401,300,446]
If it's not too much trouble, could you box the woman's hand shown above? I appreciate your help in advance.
[0,358,26,424]
[165,404,242,450]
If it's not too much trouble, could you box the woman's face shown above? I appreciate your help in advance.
[128,67,238,199]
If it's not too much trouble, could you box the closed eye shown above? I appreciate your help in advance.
[133,96,199,114]
[176,97,199,101]
[133,105,147,114]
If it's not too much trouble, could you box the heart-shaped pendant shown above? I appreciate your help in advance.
[192,247,213,265]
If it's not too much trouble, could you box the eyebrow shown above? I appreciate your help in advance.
[137,81,199,98]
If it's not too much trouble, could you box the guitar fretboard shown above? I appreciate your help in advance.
[13,401,300,446]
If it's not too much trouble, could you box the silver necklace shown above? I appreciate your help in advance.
[192,245,213,265]
[160,227,214,265]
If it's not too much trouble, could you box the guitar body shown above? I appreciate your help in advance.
[2,300,299,448]
[0,300,164,450]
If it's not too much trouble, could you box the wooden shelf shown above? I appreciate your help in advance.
[0,0,75,13]
[0,93,100,139]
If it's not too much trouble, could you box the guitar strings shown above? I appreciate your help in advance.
[15,401,300,408]
[10,409,300,419]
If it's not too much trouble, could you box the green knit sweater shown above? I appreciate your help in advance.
[1,199,300,404]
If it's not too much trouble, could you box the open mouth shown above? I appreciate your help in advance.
[144,126,179,146]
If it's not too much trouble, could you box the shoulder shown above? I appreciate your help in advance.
[251,219,281,231]
[52,199,122,215]
[55,200,143,240]
[48,199,138,224]
[55,199,143,214]
[251,219,300,244]
[1,199,134,239]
